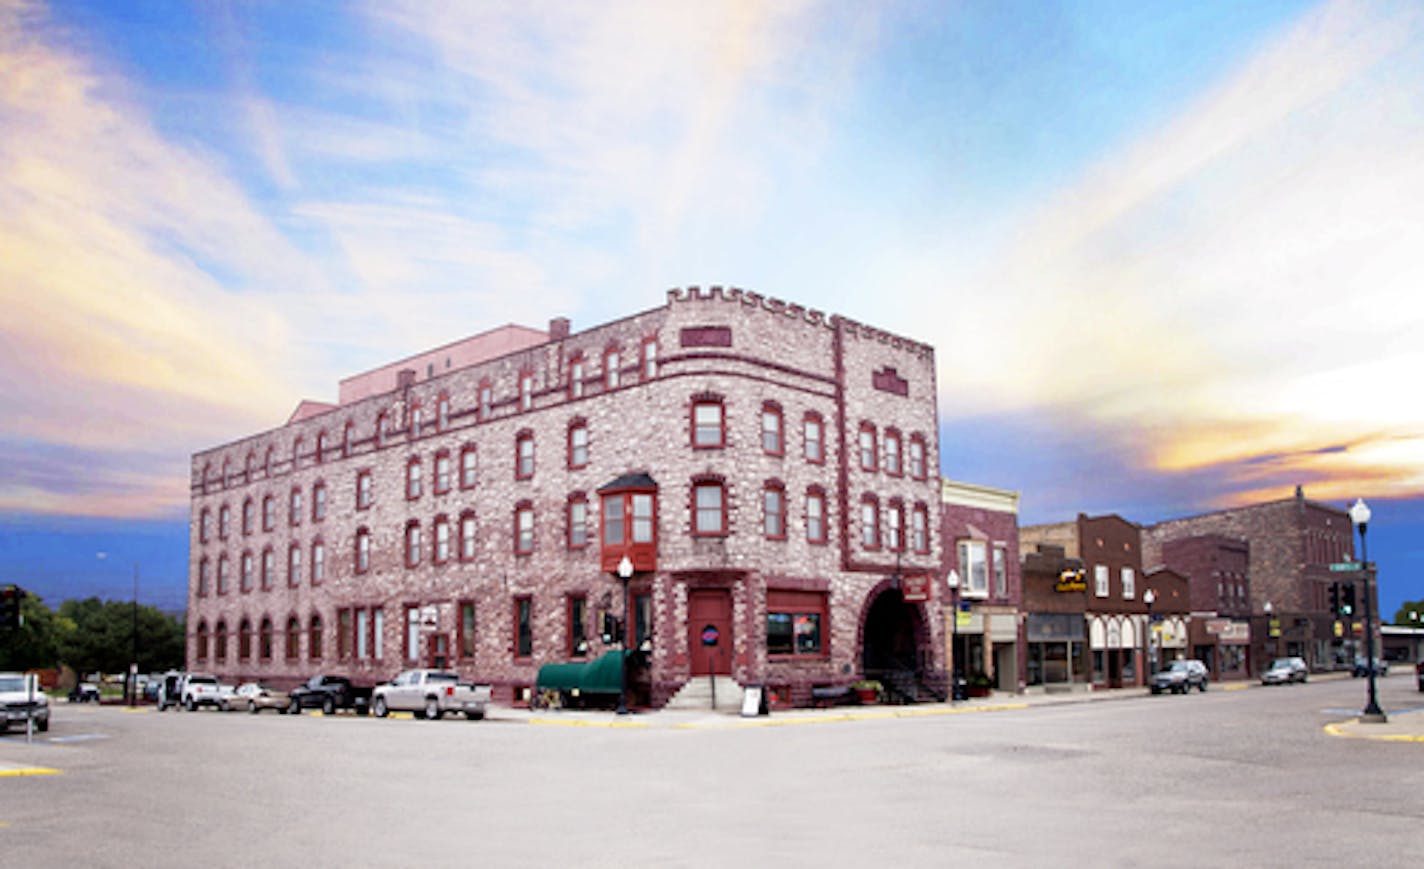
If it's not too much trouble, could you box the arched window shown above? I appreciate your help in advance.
[238,617,253,661]
[214,620,228,663]
[308,613,323,661]
[259,617,274,659]
[285,615,301,660]
[196,621,210,661]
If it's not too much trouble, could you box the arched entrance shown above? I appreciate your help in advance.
[860,586,941,702]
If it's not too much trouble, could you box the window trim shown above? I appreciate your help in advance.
[405,520,423,568]
[860,495,881,550]
[567,493,590,550]
[405,455,423,500]
[761,402,784,457]
[515,431,535,481]
[514,595,533,659]
[459,444,478,490]
[355,526,371,574]
[858,422,878,473]
[691,396,725,449]
[458,510,478,562]
[803,413,825,464]
[433,449,452,495]
[567,419,589,470]
[763,481,786,541]
[514,501,535,555]
[884,428,903,477]
[692,476,728,537]
[805,487,827,545]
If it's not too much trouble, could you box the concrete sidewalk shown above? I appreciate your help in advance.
[1325,709,1424,742]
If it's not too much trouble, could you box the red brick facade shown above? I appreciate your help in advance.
[187,288,944,706]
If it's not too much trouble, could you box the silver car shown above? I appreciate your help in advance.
[222,682,290,713]
[1261,656,1308,685]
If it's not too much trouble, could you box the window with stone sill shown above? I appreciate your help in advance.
[405,521,422,567]
[261,547,274,590]
[434,450,452,495]
[516,432,535,480]
[406,457,422,500]
[514,503,535,554]
[460,444,478,489]
[287,545,301,588]
[311,540,325,585]
[355,527,371,574]
[459,511,478,561]
[858,423,877,472]
[860,496,880,549]
[568,421,589,470]
[604,348,621,389]
[262,495,275,531]
[568,495,589,548]
[240,551,253,593]
[803,414,824,464]
[805,489,827,544]
[884,429,902,477]
[692,399,724,449]
[356,470,372,510]
[694,479,727,536]
[763,483,786,540]
[286,616,300,660]
[761,404,784,455]
[569,356,585,399]
[433,515,451,564]
[312,481,327,522]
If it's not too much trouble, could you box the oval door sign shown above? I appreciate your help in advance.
[701,624,720,646]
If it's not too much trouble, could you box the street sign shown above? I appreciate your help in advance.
[1329,562,1362,572]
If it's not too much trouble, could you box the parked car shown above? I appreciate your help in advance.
[180,674,232,711]
[1352,657,1388,678]
[68,682,101,703]
[156,671,186,710]
[0,672,49,733]
[371,670,493,721]
[287,675,371,716]
[1261,657,1309,685]
[223,682,290,714]
[1150,659,1209,694]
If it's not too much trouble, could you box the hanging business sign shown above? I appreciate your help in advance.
[901,573,930,603]
[1055,569,1087,593]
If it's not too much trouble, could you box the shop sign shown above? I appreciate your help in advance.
[1055,568,1087,593]
[955,610,972,628]
[1268,618,1281,638]
[901,573,930,603]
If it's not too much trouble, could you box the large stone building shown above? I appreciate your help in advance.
[1143,486,1358,673]
[186,287,946,707]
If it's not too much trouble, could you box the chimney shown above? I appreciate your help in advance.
[549,317,571,341]
[397,368,416,389]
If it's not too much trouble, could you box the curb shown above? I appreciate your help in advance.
[0,766,62,777]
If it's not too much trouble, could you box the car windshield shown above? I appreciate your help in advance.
[188,676,217,685]
[0,676,26,691]
[1169,662,1189,672]
[1270,660,1292,669]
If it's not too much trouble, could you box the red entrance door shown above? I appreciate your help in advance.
[687,589,733,675]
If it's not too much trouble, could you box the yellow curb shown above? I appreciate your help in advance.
[1223,684,1249,691]
[526,717,649,729]
[672,702,1031,729]
[1323,720,1424,742]
[0,767,63,778]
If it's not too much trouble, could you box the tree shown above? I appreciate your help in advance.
[0,592,63,671]
[54,597,185,676]
[1392,600,1423,628]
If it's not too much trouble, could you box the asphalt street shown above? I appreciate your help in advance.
[2,675,1421,868]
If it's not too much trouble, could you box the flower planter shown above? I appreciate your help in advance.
[854,687,879,704]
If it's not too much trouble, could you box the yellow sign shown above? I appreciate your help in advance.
[1268,618,1281,638]
[956,611,972,628]
[1333,620,1343,638]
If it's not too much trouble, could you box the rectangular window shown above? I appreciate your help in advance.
[372,607,384,660]
[434,518,451,563]
[406,523,422,567]
[515,597,532,658]
[642,338,657,379]
[763,486,784,539]
[1094,564,1110,598]
[884,432,902,475]
[994,546,1007,597]
[695,483,724,535]
[804,416,823,463]
[959,540,988,596]
[287,546,300,588]
[520,372,533,411]
[693,402,723,448]
[263,496,274,530]
[356,530,370,573]
[240,552,253,592]
[338,608,353,660]
[859,426,877,472]
[631,494,654,543]
[515,506,534,554]
[909,437,926,479]
[356,609,369,660]
[261,549,274,590]
[459,601,476,659]
[516,435,534,479]
[357,470,372,510]
[766,591,827,657]
[405,605,421,661]
[569,499,588,547]
[602,494,624,545]
[312,483,326,521]
[289,490,301,526]
[479,384,492,420]
[312,541,325,584]
[569,425,588,468]
[434,452,451,494]
[568,595,587,657]
[460,513,477,560]
[605,350,620,389]
[761,408,783,454]
[460,446,477,489]
[806,492,825,543]
[1122,566,1136,600]
[406,458,422,499]
[912,506,929,553]
[570,359,585,399]
[886,505,902,551]
[860,500,880,548]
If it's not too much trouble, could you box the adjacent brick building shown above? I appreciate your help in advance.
[187,287,945,707]
[941,479,1022,691]
[1143,486,1357,673]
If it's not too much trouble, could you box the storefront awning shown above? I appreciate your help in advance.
[536,650,630,694]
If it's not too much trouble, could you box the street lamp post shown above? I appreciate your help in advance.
[1263,600,1274,673]
[615,555,633,716]
[947,570,962,701]
[1143,588,1157,684]
[1348,499,1386,724]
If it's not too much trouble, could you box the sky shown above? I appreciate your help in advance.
[1,0,1420,618]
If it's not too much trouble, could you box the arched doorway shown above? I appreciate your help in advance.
[860,586,940,702]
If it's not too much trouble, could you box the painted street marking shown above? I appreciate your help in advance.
[47,733,110,743]
[0,767,62,777]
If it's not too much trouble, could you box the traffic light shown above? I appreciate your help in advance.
[0,585,21,630]
[1328,582,1341,616]
[1341,583,1356,617]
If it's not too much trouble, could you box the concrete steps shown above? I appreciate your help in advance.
[662,675,742,712]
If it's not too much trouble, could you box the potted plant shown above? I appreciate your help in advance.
[851,679,881,704]
[967,672,993,698]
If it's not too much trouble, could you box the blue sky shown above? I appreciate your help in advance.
[1,0,1420,617]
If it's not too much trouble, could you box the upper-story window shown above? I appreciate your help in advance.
[460,444,478,489]
[884,429,902,476]
[437,395,449,432]
[959,540,988,597]
[199,508,210,543]
[355,527,371,574]
[763,482,786,540]
[405,521,423,568]
[515,431,535,480]
[218,504,230,540]
[312,481,327,522]
[262,495,275,531]
[1094,564,1109,598]
[240,551,254,592]
[598,478,657,572]
[216,554,229,595]
[459,511,478,561]
[911,504,929,553]
[860,495,880,549]
[568,494,589,548]
[311,540,325,584]
[242,498,254,536]
[858,423,877,472]
[479,382,493,420]
[198,557,211,596]
[316,431,328,464]
[803,413,824,463]
[886,499,904,552]
[994,546,1008,597]
[287,544,301,588]
[693,478,727,536]
[692,398,724,449]
[514,502,535,555]
[519,372,533,412]
[343,421,354,458]
[406,456,422,500]
[376,412,389,448]
[410,402,424,437]
[908,434,927,480]
[289,488,302,526]
[761,403,784,455]
[605,347,621,389]
[1121,566,1136,600]
[569,355,585,399]
[805,487,826,544]
[261,547,275,590]
[434,450,452,495]
[568,421,589,470]
[641,337,657,380]
[433,514,451,565]
[356,470,372,510]
[292,437,304,470]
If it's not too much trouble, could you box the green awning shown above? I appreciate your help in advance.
[536,650,630,694]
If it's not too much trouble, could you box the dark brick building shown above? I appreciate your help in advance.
[186,287,945,707]
[940,479,1021,691]
[1152,535,1252,680]
[1143,487,1356,673]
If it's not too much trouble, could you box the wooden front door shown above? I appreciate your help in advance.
[687,589,733,675]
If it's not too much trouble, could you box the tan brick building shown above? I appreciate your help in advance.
[187,288,945,707]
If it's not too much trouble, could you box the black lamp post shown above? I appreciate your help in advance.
[947,569,962,700]
[1349,499,1386,723]
[615,555,633,716]
[1143,588,1157,683]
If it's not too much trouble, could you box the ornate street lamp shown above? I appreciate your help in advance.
[947,569,962,700]
[1348,499,1386,723]
[1143,588,1157,682]
[615,555,633,716]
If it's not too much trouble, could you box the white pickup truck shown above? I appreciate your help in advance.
[371,669,492,721]
[0,672,49,733]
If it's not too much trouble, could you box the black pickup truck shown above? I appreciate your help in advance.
[287,675,372,716]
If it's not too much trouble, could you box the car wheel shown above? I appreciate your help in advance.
[424,697,442,721]
[373,697,388,718]
[37,717,49,733]
[321,697,336,716]
[288,698,301,715]
[248,701,258,714]
[466,710,484,721]
[1199,681,1207,692]
[186,698,196,712]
